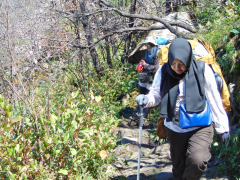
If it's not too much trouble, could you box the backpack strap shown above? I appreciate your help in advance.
[208,65,223,95]
[214,73,223,95]
[160,63,167,93]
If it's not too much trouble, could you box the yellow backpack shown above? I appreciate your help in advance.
[158,39,231,112]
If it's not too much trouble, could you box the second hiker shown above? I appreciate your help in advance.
[132,36,160,122]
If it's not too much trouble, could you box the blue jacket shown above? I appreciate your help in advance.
[143,45,159,72]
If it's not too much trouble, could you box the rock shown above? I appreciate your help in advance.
[121,137,138,145]
[140,166,161,176]
[114,163,123,169]
[151,143,170,154]
[127,160,138,168]
[126,174,147,180]
[130,152,139,159]
[148,154,160,159]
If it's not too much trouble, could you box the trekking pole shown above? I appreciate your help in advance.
[137,105,144,180]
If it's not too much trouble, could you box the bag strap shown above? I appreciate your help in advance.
[209,64,223,95]
[160,63,167,93]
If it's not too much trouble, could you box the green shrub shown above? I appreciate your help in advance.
[194,1,240,178]
[0,61,139,179]
[0,93,117,179]
[212,129,240,179]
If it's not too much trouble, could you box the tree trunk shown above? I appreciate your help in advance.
[105,37,112,66]
[110,35,118,60]
[166,0,179,15]
[99,2,112,67]
[79,0,102,76]
[122,0,136,64]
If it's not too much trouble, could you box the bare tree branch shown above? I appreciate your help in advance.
[56,2,197,34]
[73,24,194,49]
[99,0,196,35]
[112,9,196,36]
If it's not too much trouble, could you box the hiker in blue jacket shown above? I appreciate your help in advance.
[131,36,159,122]
[135,38,230,180]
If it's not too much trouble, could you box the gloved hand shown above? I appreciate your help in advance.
[135,95,149,106]
[221,132,230,142]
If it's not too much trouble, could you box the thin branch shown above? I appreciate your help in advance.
[56,1,197,35]
[112,8,196,35]
[73,24,195,49]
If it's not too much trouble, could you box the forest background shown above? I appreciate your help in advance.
[0,0,240,179]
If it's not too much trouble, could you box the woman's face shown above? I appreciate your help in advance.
[146,43,152,51]
[171,59,186,74]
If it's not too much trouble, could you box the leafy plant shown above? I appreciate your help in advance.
[194,1,240,178]
[0,57,140,179]
[212,129,240,179]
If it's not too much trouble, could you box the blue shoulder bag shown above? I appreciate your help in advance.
[179,100,213,129]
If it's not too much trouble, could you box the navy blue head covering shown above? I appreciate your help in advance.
[160,38,205,121]
[144,44,158,64]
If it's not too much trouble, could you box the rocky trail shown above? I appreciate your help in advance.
[111,116,231,180]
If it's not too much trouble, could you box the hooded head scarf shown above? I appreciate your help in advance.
[145,44,158,64]
[160,38,205,121]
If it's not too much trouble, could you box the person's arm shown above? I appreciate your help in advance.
[143,46,159,71]
[204,64,229,134]
[144,66,162,107]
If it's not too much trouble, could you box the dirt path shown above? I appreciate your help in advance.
[111,118,230,180]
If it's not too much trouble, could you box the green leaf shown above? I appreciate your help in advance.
[15,144,20,152]
[58,169,68,175]
[75,159,82,163]
[70,148,77,155]
[64,133,69,142]
[8,148,13,156]
[129,80,135,84]
[95,96,102,103]
[50,114,58,124]
[71,90,79,98]
[6,104,11,112]
[13,116,23,123]
[67,96,71,104]
[45,154,51,159]
[54,136,59,143]
[69,130,75,138]
[6,111,11,118]
[230,29,239,34]
[60,105,66,112]
[223,35,228,41]
[47,137,52,144]
[65,109,75,116]
[80,129,92,134]
[72,120,77,128]
[0,101,5,109]
[9,172,16,179]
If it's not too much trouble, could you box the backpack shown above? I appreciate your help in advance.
[158,39,231,112]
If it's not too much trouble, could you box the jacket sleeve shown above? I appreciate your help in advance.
[143,46,159,72]
[204,64,229,134]
[145,66,162,107]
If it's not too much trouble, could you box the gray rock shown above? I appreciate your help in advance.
[140,166,161,176]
